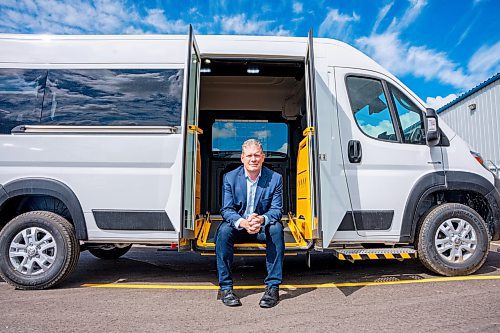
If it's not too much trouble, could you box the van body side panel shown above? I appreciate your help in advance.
[0,37,187,68]
[0,134,183,241]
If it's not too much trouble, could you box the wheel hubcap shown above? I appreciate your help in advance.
[9,227,57,276]
[435,218,477,264]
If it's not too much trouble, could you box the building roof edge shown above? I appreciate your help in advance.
[437,73,500,113]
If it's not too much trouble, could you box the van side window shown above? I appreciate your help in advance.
[388,84,426,145]
[41,69,184,126]
[0,69,46,134]
[346,76,398,142]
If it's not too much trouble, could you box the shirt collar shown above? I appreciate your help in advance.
[244,169,261,183]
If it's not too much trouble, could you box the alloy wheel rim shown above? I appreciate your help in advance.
[9,227,57,276]
[434,218,477,264]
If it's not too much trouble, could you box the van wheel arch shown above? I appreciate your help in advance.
[0,178,87,240]
[401,171,499,243]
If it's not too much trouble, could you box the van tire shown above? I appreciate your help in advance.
[0,211,80,290]
[417,203,489,276]
[88,244,132,259]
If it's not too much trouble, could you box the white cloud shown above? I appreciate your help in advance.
[144,9,188,33]
[371,2,393,34]
[356,32,466,88]
[293,2,303,14]
[387,0,427,33]
[426,94,458,110]
[0,0,139,34]
[277,143,288,153]
[360,120,395,138]
[252,130,272,139]
[357,0,498,98]
[456,25,473,46]
[468,41,500,74]
[213,123,237,139]
[216,14,290,36]
[318,9,360,40]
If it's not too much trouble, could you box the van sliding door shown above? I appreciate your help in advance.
[180,26,202,244]
[304,30,322,241]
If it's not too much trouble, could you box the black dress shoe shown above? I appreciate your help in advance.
[259,286,279,308]
[219,289,242,307]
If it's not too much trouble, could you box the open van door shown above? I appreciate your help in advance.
[303,31,354,248]
[180,25,202,246]
[303,30,322,242]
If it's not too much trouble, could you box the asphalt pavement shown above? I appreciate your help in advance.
[1,242,499,333]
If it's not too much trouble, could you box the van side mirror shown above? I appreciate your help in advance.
[425,108,440,147]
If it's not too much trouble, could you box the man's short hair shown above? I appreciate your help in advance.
[241,139,263,154]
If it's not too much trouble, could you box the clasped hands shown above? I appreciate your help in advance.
[240,213,264,234]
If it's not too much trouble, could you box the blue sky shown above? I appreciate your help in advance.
[0,0,498,109]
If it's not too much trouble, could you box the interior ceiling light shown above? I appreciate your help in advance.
[247,66,259,74]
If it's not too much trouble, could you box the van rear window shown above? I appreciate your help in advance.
[212,120,288,159]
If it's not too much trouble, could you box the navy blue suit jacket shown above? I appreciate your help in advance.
[220,165,283,226]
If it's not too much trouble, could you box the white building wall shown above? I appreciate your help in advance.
[440,79,500,168]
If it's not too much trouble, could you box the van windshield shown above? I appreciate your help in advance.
[212,120,288,159]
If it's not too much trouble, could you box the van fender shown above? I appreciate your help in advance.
[399,172,446,243]
[400,171,500,242]
[446,171,500,241]
[0,178,87,240]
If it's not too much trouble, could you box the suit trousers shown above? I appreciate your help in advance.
[215,221,285,290]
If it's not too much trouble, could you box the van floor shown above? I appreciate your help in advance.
[206,219,297,243]
[195,216,304,251]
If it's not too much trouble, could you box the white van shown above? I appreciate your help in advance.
[0,30,499,290]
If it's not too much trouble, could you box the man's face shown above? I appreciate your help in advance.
[241,144,265,174]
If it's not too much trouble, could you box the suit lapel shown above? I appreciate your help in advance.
[236,166,247,210]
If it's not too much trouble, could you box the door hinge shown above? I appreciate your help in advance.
[188,125,203,134]
[319,153,327,161]
[303,127,315,136]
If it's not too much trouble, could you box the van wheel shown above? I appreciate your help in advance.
[88,244,132,259]
[417,203,489,276]
[0,211,80,290]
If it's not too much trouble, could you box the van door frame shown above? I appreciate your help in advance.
[304,29,323,242]
[180,25,202,243]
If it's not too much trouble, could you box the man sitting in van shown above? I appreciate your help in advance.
[216,139,284,308]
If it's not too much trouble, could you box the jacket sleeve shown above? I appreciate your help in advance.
[220,173,243,225]
[263,174,283,224]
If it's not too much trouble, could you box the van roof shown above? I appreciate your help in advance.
[0,33,386,72]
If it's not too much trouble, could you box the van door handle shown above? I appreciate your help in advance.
[348,140,362,163]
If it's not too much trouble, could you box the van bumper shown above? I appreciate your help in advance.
[486,176,500,240]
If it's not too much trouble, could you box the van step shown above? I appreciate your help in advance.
[332,248,417,262]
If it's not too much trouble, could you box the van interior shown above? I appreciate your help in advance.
[193,58,315,251]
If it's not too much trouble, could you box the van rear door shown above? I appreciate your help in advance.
[180,26,202,244]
